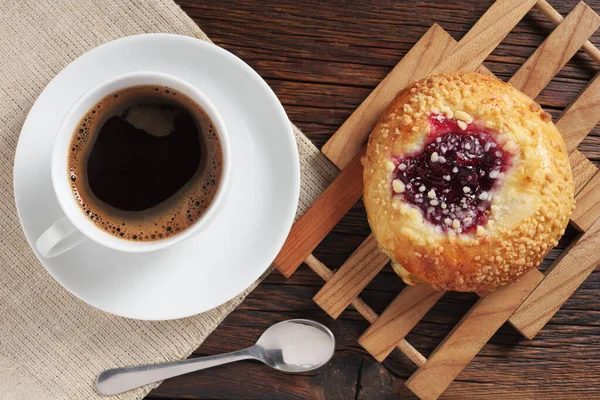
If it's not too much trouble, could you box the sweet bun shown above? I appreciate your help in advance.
[362,72,575,292]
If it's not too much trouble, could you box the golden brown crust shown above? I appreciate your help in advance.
[362,72,575,292]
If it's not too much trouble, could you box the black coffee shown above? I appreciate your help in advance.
[68,85,223,242]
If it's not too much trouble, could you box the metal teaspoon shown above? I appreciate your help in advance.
[97,319,335,395]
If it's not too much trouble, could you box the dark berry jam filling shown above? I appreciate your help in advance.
[391,115,513,233]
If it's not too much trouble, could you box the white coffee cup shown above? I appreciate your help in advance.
[36,71,231,258]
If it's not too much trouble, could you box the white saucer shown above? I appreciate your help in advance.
[13,34,300,320]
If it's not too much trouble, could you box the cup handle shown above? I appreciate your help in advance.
[36,216,86,258]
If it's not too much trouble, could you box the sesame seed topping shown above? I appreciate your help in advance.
[392,179,405,193]
[419,185,426,192]
[441,105,453,119]
[431,152,439,162]
[455,110,473,123]
[503,140,517,152]
[398,163,407,171]
[427,189,436,199]
[463,186,471,193]
[430,199,439,206]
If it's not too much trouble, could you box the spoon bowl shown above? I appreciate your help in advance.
[256,319,335,373]
[97,319,335,395]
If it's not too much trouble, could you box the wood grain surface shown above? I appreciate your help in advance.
[305,254,428,367]
[359,283,445,363]
[322,24,456,168]
[432,0,538,74]
[509,1,600,97]
[571,171,600,230]
[273,148,365,277]
[511,216,600,339]
[313,1,598,371]
[406,268,545,399]
[149,1,600,398]
[313,234,389,319]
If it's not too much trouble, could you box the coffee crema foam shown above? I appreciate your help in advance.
[68,85,223,242]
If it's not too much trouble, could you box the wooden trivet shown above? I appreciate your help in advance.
[274,0,600,398]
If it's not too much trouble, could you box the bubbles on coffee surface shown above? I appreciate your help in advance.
[67,85,223,242]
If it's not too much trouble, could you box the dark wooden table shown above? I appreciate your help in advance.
[149,1,600,398]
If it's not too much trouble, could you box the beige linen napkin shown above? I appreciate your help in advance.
[0,0,338,399]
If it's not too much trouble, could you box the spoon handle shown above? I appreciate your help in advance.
[97,346,260,395]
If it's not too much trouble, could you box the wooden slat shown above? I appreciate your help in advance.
[432,0,537,74]
[571,171,600,231]
[321,25,456,169]
[358,270,551,362]
[508,231,580,334]
[536,0,600,63]
[558,73,600,152]
[313,235,389,319]
[509,216,600,339]
[308,2,600,396]
[352,46,597,362]
[500,1,600,344]
[299,8,600,382]
[273,148,365,277]
[509,2,600,98]
[353,22,599,358]
[358,284,444,362]
[570,149,599,193]
[322,21,599,358]
[304,254,427,367]
[405,268,544,400]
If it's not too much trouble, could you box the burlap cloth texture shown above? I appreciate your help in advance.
[0,0,338,399]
